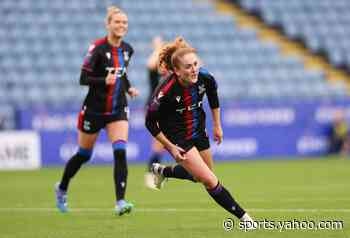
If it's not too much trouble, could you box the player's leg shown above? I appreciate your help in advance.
[145,139,165,189]
[148,139,165,170]
[55,130,98,212]
[152,136,213,185]
[180,147,253,222]
[199,148,214,171]
[152,163,196,182]
[106,120,133,215]
[151,142,196,187]
[59,130,98,191]
[159,136,214,182]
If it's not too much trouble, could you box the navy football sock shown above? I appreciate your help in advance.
[59,148,92,191]
[162,165,196,182]
[113,140,128,201]
[207,182,246,219]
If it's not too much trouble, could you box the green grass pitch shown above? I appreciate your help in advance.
[0,157,349,238]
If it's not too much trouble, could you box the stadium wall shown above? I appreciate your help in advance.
[16,99,350,166]
[0,131,41,170]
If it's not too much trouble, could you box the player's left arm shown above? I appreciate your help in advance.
[211,108,223,145]
[124,45,139,98]
[204,69,223,144]
[125,75,139,98]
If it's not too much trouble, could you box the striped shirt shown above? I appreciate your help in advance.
[80,37,134,114]
[146,68,219,141]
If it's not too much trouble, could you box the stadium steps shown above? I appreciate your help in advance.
[213,0,350,93]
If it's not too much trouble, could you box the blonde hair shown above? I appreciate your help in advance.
[105,6,126,25]
[158,37,196,72]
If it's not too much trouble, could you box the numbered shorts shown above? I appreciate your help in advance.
[77,107,129,134]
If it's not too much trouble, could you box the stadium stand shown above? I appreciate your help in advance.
[123,0,348,100]
[238,0,350,71]
[1,0,349,112]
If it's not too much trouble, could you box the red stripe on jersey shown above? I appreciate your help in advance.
[105,47,120,114]
[77,110,85,131]
[183,88,193,140]
[161,77,176,95]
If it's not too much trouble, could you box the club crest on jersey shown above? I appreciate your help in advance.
[198,84,206,94]
[176,96,181,102]
[83,120,91,131]
[106,52,111,60]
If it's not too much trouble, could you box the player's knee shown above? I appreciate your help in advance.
[112,140,127,157]
[206,163,213,171]
[112,140,128,170]
[199,174,218,189]
[113,140,126,160]
[75,147,93,163]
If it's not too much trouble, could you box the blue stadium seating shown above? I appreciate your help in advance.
[239,0,350,71]
[0,0,348,109]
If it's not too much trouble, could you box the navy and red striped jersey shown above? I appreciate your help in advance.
[79,37,134,114]
[145,68,219,141]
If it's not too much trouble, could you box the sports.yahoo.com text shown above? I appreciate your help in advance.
[223,218,344,232]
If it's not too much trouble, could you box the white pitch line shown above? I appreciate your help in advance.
[0,208,349,213]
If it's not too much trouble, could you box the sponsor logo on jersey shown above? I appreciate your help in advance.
[106,52,111,60]
[176,101,203,114]
[105,67,127,77]
[176,96,181,102]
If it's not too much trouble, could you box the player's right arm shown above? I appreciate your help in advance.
[145,85,185,161]
[79,43,112,86]
[154,132,185,161]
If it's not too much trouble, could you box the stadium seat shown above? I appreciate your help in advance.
[0,0,348,109]
[239,0,350,73]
